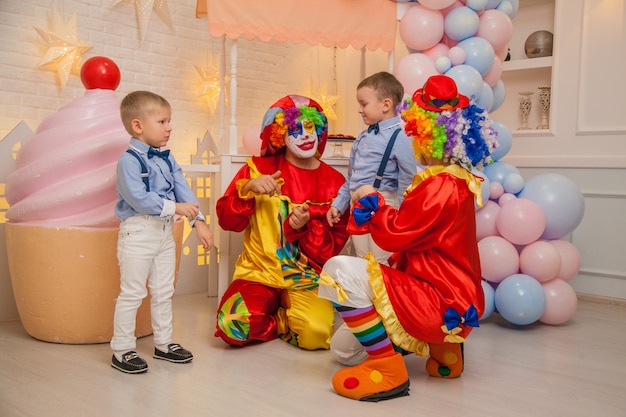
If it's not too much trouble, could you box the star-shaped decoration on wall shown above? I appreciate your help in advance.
[33,7,92,89]
[114,0,173,40]
[312,83,341,121]
[194,60,228,114]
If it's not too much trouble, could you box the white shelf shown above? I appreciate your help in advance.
[503,56,553,72]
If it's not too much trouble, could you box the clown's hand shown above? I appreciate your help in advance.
[243,170,282,196]
[289,203,310,231]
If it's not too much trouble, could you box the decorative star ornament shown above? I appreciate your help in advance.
[33,7,92,89]
[114,0,173,40]
[312,83,341,121]
[194,60,228,114]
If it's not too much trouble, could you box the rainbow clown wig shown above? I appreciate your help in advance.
[400,75,499,170]
[259,95,328,158]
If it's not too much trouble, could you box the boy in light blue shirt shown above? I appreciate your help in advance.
[326,72,417,265]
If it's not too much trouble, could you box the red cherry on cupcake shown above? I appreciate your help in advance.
[80,57,121,90]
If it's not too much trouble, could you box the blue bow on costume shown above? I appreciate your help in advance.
[443,305,480,331]
[148,148,170,160]
[352,194,379,226]
[367,123,380,134]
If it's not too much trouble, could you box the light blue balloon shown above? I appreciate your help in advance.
[444,6,479,42]
[518,173,585,240]
[480,280,496,320]
[483,160,520,184]
[485,0,502,9]
[457,36,495,76]
[475,81,494,112]
[503,173,525,194]
[467,0,489,11]
[495,274,546,325]
[490,80,505,112]
[490,120,512,161]
[471,168,491,209]
[435,56,452,74]
[497,0,518,18]
[445,64,484,101]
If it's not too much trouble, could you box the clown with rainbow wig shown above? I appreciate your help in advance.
[317,75,499,401]
[215,95,349,350]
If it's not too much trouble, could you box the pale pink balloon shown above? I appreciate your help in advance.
[424,43,450,61]
[478,235,520,283]
[498,192,516,205]
[483,56,503,87]
[495,44,509,60]
[476,200,500,240]
[548,239,582,281]
[476,9,513,52]
[496,197,546,245]
[399,5,445,51]
[394,53,438,96]
[489,181,504,199]
[448,46,466,65]
[539,279,578,325]
[419,0,458,10]
[519,241,562,283]
[242,124,262,156]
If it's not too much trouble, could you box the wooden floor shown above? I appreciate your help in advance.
[0,292,624,417]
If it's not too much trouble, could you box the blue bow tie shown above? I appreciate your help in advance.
[367,123,380,135]
[148,148,170,160]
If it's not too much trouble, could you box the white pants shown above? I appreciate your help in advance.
[318,255,374,365]
[350,189,399,265]
[110,215,176,352]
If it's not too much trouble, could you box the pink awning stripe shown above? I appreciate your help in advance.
[198,0,397,52]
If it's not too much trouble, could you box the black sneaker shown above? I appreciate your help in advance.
[111,351,148,374]
[153,343,193,363]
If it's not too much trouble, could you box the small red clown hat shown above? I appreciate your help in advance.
[259,95,328,158]
[412,75,469,112]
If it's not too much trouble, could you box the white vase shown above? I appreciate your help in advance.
[536,86,551,130]
[518,91,534,130]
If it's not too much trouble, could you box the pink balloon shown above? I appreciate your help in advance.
[498,192,517,205]
[242,124,262,156]
[519,241,562,283]
[399,5,445,51]
[448,46,466,65]
[419,0,458,10]
[478,235,520,283]
[476,200,501,240]
[539,279,578,325]
[496,197,546,245]
[495,44,509,60]
[394,53,438,96]
[489,181,504,199]
[476,9,513,51]
[483,56,503,86]
[548,240,582,281]
[424,43,450,61]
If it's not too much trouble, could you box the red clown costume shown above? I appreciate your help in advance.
[215,95,349,350]
[317,75,499,401]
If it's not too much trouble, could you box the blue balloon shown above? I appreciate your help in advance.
[503,173,524,194]
[475,81,494,112]
[444,6,479,42]
[481,279,496,320]
[495,274,546,325]
[518,173,585,240]
[457,36,495,76]
[435,56,452,74]
[498,0,518,18]
[490,80,505,112]
[483,160,520,184]
[471,168,491,209]
[490,120,512,161]
[445,64,484,102]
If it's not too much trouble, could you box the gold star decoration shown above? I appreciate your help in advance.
[312,83,341,121]
[114,0,173,40]
[194,59,228,114]
[33,7,92,89]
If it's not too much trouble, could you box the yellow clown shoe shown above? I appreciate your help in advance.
[332,353,410,402]
[425,343,464,378]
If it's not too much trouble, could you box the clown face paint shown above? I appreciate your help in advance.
[285,119,319,159]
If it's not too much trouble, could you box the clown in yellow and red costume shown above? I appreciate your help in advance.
[317,75,499,401]
[215,95,349,350]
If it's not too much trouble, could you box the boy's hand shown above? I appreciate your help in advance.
[326,206,342,227]
[175,202,199,220]
[289,204,310,231]
[243,170,282,196]
[193,221,214,250]
[352,185,376,203]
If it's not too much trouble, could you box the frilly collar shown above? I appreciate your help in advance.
[406,165,484,207]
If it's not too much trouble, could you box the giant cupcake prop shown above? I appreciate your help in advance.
[5,57,182,343]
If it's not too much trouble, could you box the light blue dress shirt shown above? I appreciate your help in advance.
[332,116,417,214]
[115,138,204,223]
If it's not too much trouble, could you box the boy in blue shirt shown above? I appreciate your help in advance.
[111,91,213,374]
[326,72,417,265]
